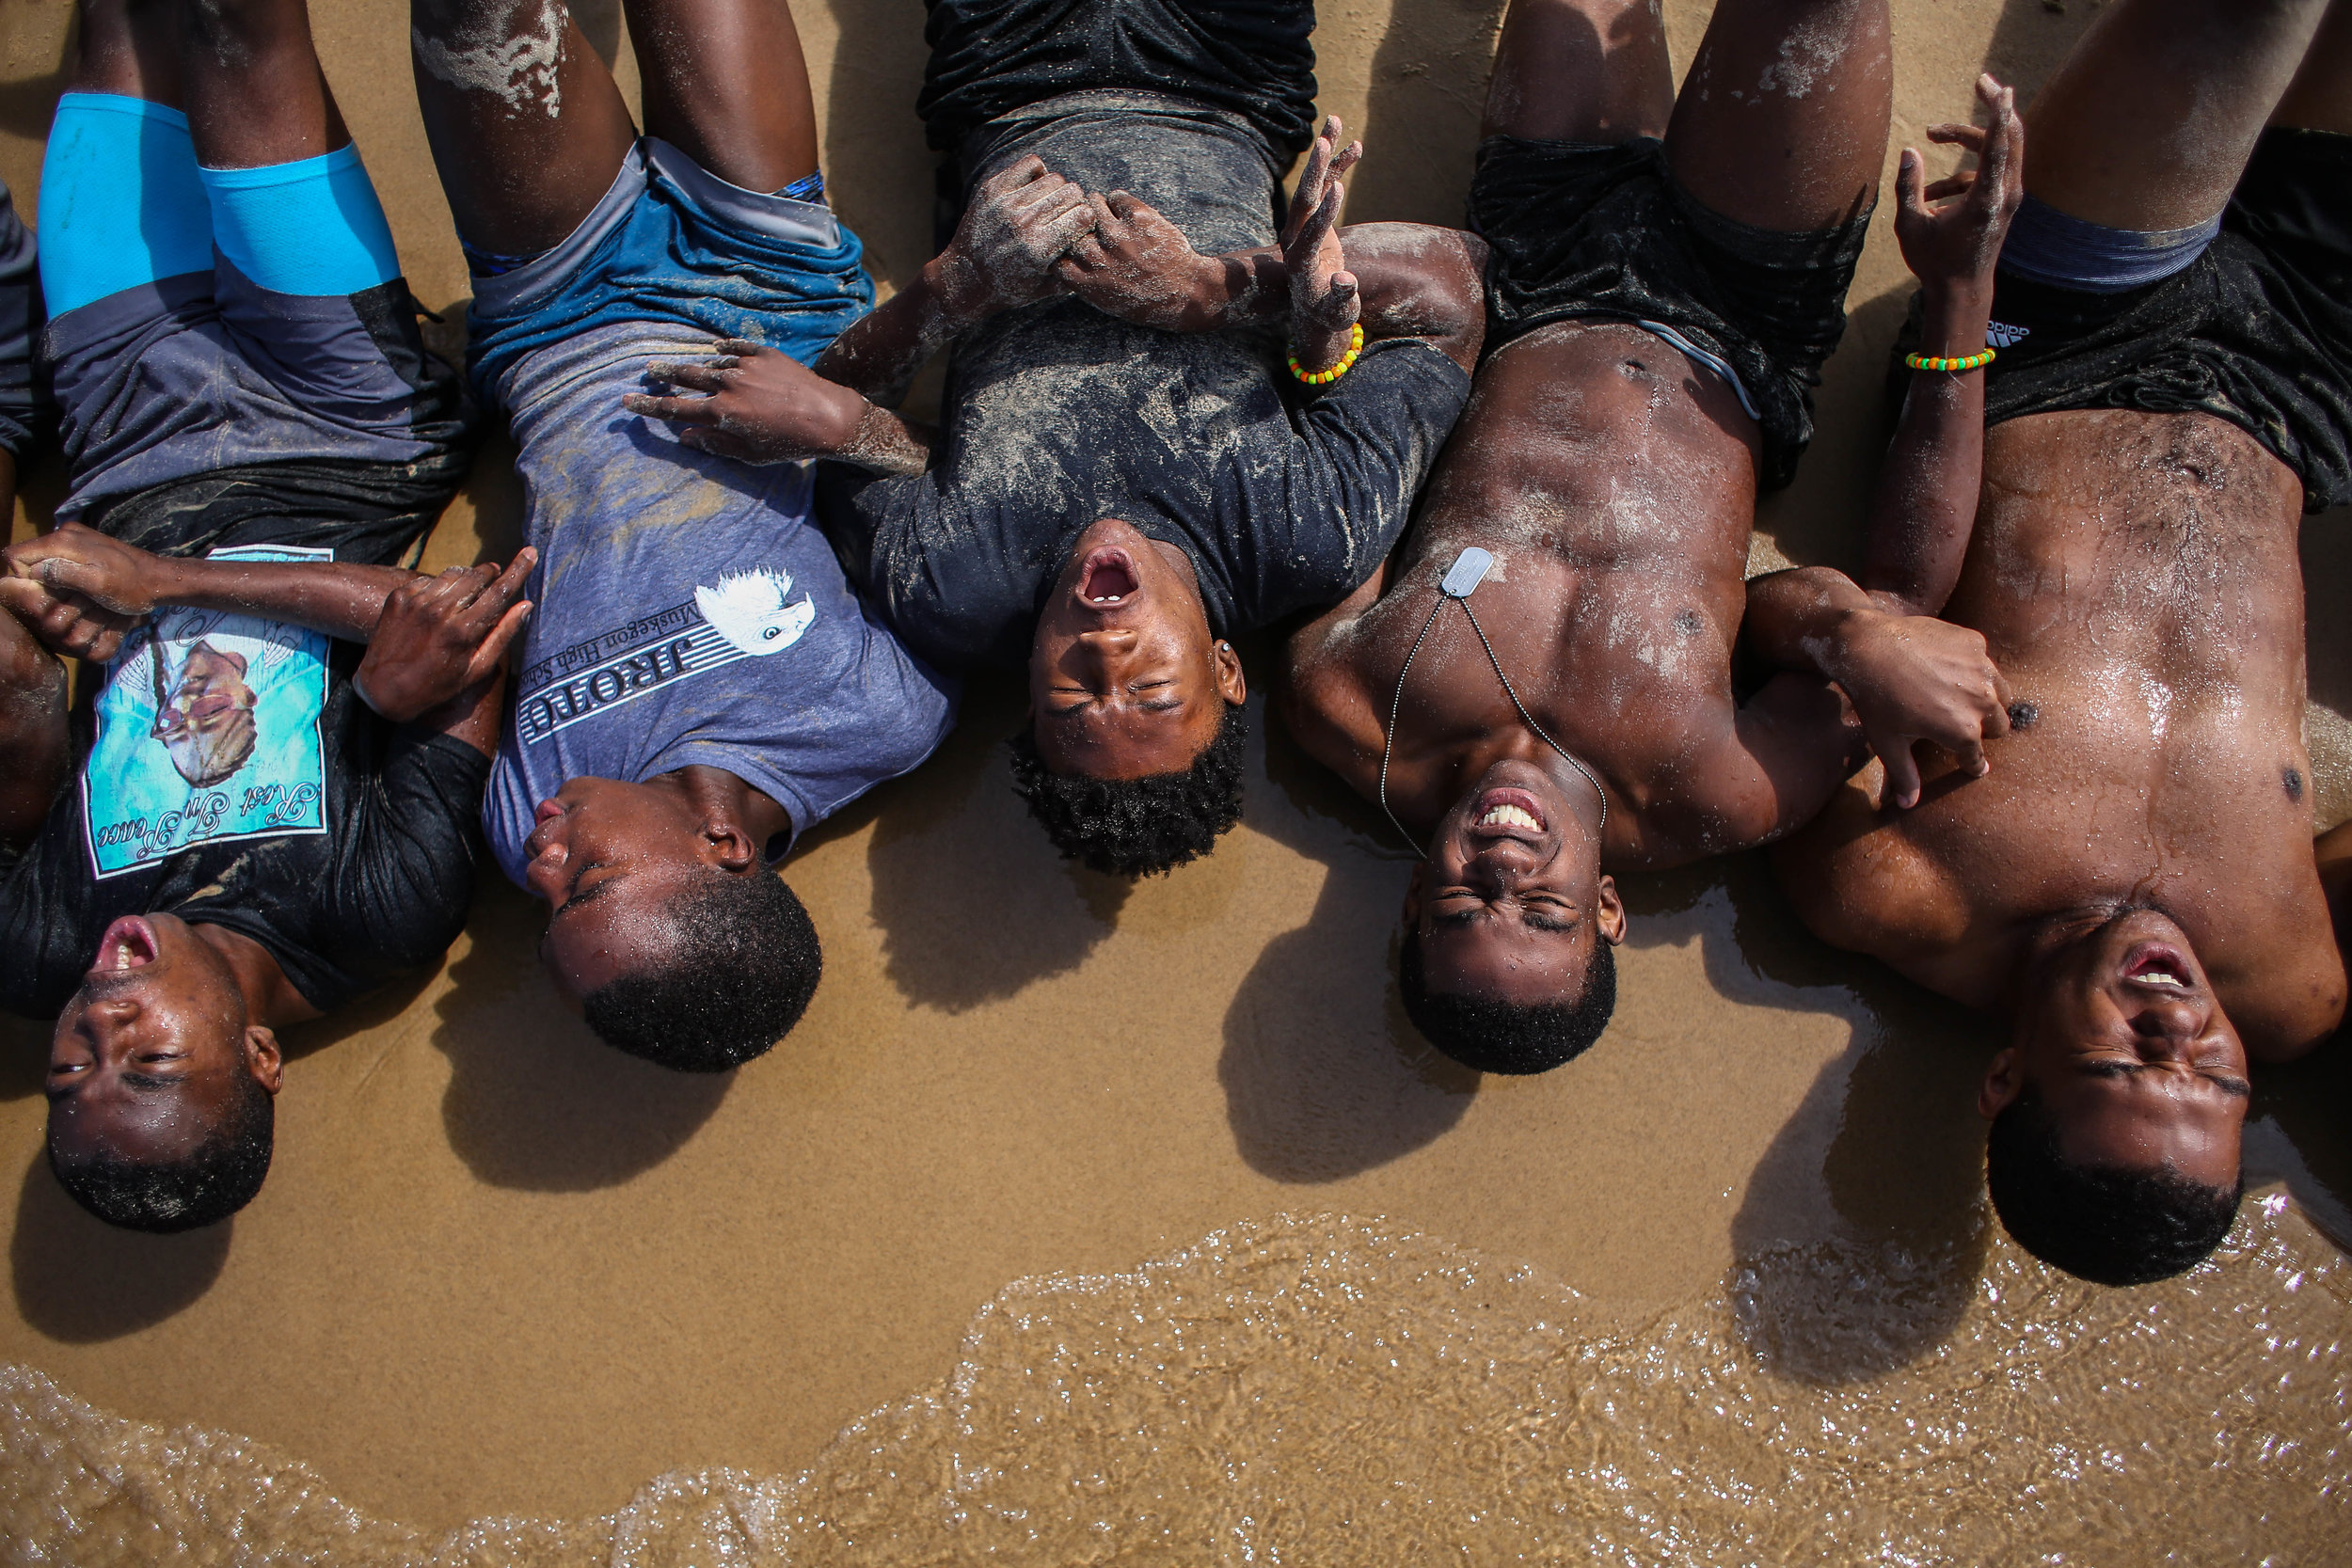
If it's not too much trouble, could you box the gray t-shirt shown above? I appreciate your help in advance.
[482,320,957,886]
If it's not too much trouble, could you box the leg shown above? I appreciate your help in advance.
[72,0,179,106]
[176,0,345,167]
[625,0,818,193]
[2272,0,2352,135]
[410,0,640,257]
[1482,0,1675,144]
[1663,0,1892,231]
[2023,0,2331,230]
[39,0,212,318]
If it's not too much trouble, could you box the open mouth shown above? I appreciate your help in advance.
[95,916,159,974]
[1077,548,1140,607]
[1470,787,1548,840]
[2122,942,2193,990]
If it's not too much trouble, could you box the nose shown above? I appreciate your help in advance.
[1464,843,1538,894]
[1073,627,1138,682]
[2128,995,2206,1050]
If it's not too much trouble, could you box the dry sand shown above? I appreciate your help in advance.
[1,0,2347,1548]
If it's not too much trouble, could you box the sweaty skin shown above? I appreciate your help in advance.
[1777,408,2348,1065]
[1283,319,1833,869]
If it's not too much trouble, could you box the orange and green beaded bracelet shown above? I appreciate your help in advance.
[1903,348,1997,373]
[1289,322,1366,386]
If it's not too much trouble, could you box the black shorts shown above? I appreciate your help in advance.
[81,449,472,568]
[1968,128,2352,513]
[916,0,1318,163]
[1468,135,1872,491]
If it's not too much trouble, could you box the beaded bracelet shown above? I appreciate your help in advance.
[1904,348,1996,373]
[1289,322,1367,386]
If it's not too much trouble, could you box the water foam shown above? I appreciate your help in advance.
[3,1204,2345,1563]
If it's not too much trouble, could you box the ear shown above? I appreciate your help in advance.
[1213,639,1247,705]
[1978,1046,2022,1119]
[1399,858,1426,929]
[244,1026,284,1096]
[1594,874,1628,945]
[700,817,762,874]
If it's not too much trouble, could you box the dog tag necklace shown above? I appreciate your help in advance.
[1376,546,1609,855]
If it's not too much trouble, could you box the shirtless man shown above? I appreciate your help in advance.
[628,0,1486,877]
[1281,0,2016,1072]
[1775,0,2352,1286]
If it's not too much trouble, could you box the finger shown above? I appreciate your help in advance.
[33,557,103,604]
[1879,740,1924,811]
[621,392,725,426]
[711,338,771,360]
[0,576,54,622]
[1065,231,1110,269]
[1053,256,1089,286]
[1041,198,1100,254]
[1951,734,1990,780]
[1979,82,2021,200]
[463,599,534,685]
[1897,147,1926,225]
[468,546,538,621]
[646,362,734,394]
[980,154,1048,198]
[1105,189,1144,223]
[1988,662,2015,718]
[1329,139,1363,183]
[1921,172,1976,203]
[1293,180,1340,257]
[1924,122,1988,150]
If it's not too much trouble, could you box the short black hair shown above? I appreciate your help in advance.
[1008,701,1248,879]
[1986,1085,2242,1286]
[580,867,822,1072]
[1396,927,1617,1074]
[49,1068,273,1232]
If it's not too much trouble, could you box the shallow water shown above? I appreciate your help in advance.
[6,1201,2346,1564]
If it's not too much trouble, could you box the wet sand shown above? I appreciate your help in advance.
[3,0,2349,1552]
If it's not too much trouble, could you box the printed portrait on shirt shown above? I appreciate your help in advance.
[82,546,334,879]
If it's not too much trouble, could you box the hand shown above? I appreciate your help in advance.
[0,575,141,662]
[624,341,868,465]
[1055,190,1217,329]
[934,154,1098,319]
[1828,605,2012,809]
[3,522,168,618]
[1282,115,1363,374]
[354,548,536,724]
[1895,73,2025,302]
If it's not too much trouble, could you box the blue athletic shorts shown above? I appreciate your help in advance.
[465,138,874,409]
[38,92,471,524]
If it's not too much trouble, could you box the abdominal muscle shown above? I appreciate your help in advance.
[1847,409,2327,1022]
[1354,321,1764,825]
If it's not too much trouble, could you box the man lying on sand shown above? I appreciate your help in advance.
[627,0,1486,877]
[408,0,955,1072]
[1278,0,2016,1073]
[1776,0,2352,1286]
[0,0,519,1232]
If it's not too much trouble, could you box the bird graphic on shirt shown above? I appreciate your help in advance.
[695,568,816,657]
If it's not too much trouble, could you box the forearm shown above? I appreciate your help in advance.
[1861,284,1994,615]
[814,256,995,406]
[422,668,503,758]
[0,599,69,848]
[149,555,410,642]
[1741,564,1876,680]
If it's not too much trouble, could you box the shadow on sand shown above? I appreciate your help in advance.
[860,673,1134,1012]
[1625,854,1995,1386]
[10,1151,231,1341]
[425,879,730,1191]
[1219,680,1480,1182]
